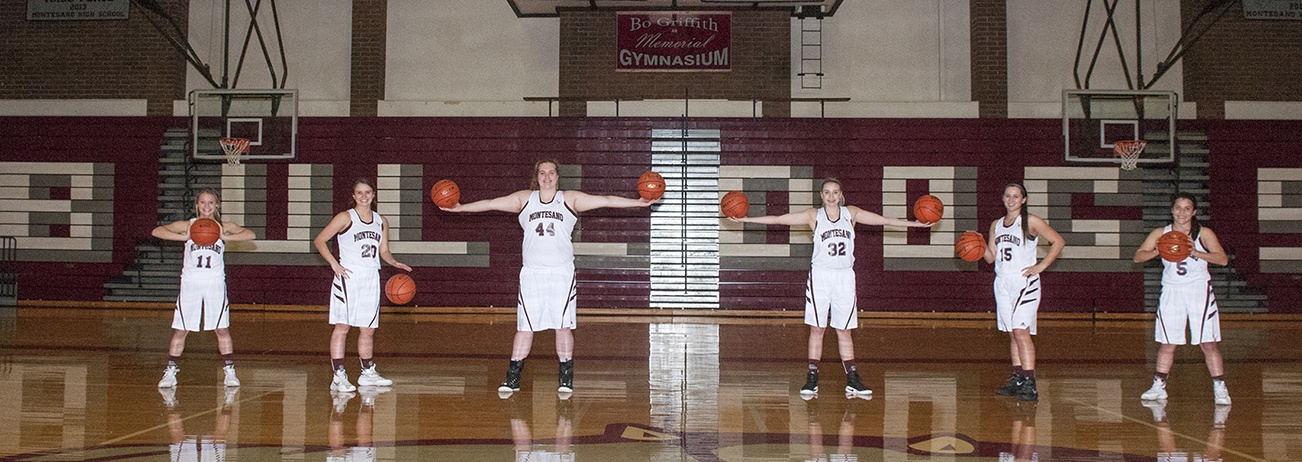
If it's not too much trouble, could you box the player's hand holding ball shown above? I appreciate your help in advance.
[955,230,986,262]
[431,179,460,209]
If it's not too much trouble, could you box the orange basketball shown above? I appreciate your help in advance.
[720,191,749,219]
[913,194,944,224]
[385,274,416,305]
[638,171,666,200]
[189,218,221,246]
[955,231,986,262]
[1157,230,1192,262]
[430,179,460,208]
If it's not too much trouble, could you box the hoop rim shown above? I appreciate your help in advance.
[219,137,250,154]
[1113,139,1145,171]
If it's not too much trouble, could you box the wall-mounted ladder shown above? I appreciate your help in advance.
[799,16,824,90]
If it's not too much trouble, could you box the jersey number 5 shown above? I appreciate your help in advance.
[1001,247,1013,261]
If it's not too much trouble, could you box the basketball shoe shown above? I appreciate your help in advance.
[1213,380,1231,405]
[499,360,524,392]
[557,360,574,393]
[158,365,179,388]
[1140,377,1168,400]
[223,387,239,407]
[800,370,819,396]
[995,374,1025,396]
[358,365,393,387]
[844,370,872,396]
[223,365,241,387]
[331,369,357,392]
[1016,377,1039,401]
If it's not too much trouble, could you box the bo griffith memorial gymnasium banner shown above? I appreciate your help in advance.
[617,12,731,71]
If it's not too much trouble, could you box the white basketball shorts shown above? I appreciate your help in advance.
[805,267,858,330]
[330,269,380,328]
[517,265,577,332]
[995,274,1040,334]
[173,275,229,331]
[1155,281,1221,345]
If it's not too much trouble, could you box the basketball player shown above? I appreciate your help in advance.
[1134,193,1231,405]
[984,183,1065,402]
[314,179,411,393]
[731,179,932,398]
[441,159,655,395]
[152,189,255,389]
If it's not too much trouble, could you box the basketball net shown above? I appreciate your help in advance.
[1113,139,1146,171]
[219,137,250,166]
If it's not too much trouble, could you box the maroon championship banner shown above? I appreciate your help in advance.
[616,12,731,71]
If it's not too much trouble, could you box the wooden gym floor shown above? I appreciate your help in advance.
[0,305,1299,461]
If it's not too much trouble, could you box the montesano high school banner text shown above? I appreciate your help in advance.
[617,12,730,71]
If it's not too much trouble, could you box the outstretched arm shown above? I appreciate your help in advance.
[566,190,655,213]
[731,208,817,228]
[151,220,192,242]
[442,190,532,214]
[846,206,934,228]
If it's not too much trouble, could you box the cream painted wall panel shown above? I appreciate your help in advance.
[385,0,558,112]
[805,1,963,102]
[184,0,353,116]
[1007,0,1186,117]
[791,1,971,118]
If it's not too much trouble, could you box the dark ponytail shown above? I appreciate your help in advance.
[1174,192,1201,241]
[1007,183,1030,240]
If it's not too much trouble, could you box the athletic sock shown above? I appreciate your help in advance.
[167,356,180,368]
[842,360,856,374]
[808,359,820,371]
[360,357,374,369]
[1023,369,1036,379]
[222,354,234,367]
[331,358,345,372]
[1155,371,1169,381]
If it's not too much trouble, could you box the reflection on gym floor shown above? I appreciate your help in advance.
[0,308,1298,461]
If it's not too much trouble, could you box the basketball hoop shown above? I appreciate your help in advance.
[1113,139,1146,171]
[219,137,249,165]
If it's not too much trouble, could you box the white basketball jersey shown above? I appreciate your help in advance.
[182,218,224,278]
[1161,225,1211,285]
[337,209,383,270]
[519,190,577,268]
[993,216,1038,276]
[811,206,854,270]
